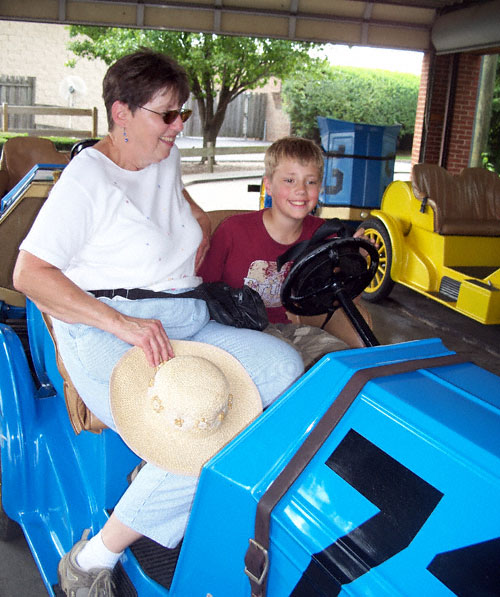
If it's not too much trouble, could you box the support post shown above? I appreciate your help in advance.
[91,107,98,138]
[470,54,498,167]
[2,102,8,132]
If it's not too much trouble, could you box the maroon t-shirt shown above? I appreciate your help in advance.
[199,210,324,323]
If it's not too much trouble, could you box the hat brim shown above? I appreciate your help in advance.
[110,340,262,476]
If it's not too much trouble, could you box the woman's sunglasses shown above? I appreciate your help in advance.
[137,105,193,125]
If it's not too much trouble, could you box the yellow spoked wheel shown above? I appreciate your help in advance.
[358,218,395,302]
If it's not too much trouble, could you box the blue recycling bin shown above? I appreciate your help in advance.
[318,117,401,209]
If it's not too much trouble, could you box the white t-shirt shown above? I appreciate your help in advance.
[20,146,202,292]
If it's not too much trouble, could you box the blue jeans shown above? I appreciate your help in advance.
[52,296,303,546]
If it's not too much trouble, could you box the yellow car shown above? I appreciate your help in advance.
[359,164,500,325]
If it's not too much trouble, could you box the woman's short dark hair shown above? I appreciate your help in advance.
[102,49,190,130]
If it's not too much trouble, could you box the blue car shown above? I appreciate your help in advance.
[1,168,500,596]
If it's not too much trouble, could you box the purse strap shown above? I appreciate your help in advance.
[244,352,467,597]
[88,287,204,301]
[276,218,347,272]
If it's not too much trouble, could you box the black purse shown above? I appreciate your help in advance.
[90,282,269,332]
[191,282,269,331]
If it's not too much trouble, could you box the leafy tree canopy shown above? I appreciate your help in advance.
[282,61,419,144]
[67,26,321,147]
[484,56,500,172]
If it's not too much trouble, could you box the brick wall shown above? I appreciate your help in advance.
[446,53,482,173]
[412,50,482,173]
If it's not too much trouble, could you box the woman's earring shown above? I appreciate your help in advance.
[123,128,129,143]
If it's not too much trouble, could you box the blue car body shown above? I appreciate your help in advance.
[1,299,500,595]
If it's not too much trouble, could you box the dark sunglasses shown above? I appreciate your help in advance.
[137,105,193,125]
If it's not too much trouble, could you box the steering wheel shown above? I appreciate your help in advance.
[70,139,99,160]
[281,237,379,317]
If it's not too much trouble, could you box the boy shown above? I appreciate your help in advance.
[199,136,371,366]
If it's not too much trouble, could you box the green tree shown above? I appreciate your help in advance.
[484,56,500,172]
[67,26,319,150]
[282,62,419,145]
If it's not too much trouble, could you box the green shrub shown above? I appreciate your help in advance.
[282,63,419,143]
[485,57,500,171]
[0,133,99,153]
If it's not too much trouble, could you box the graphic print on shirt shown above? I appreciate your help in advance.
[244,260,292,308]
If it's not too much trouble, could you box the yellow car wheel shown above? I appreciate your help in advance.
[358,218,395,302]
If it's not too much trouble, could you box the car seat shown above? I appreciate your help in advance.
[0,136,69,197]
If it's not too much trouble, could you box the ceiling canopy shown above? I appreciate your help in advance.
[0,0,498,54]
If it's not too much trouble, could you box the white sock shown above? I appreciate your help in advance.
[76,531,123,571]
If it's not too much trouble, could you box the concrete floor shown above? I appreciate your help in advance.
[365,283,500,377]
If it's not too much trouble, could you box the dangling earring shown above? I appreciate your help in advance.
[123,128,129,143]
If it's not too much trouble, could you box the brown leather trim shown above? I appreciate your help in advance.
[41,313,107,435]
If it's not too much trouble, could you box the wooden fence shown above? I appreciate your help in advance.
[0,75,35,130]
[183,93,267,139]
[0,75,267,141]
[1,103,98,138]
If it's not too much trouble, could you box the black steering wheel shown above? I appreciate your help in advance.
[281,237,379,318]
[70,138,99,160]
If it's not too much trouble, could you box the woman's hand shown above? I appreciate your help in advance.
[109,313,175,367]
[13,250,174,368]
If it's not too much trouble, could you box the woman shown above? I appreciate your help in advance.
[13,49,303,596]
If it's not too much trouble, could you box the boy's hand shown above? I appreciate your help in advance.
[353,227,378,257]
[353,227,370,241]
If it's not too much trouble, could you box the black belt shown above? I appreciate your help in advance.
[88,283,270,332]
[89,288,198,300]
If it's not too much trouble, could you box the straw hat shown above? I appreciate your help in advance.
[110,340,262,476]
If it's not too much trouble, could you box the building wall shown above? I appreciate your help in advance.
[411,51,482,173]
[0,20,109,135]
[0,20,291,141]
[259,78,291,141]
[445,53,482,172]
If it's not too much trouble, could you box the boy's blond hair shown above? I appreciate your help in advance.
[264,136,324,180]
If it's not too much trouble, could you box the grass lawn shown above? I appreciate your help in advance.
[0,132,99,152]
